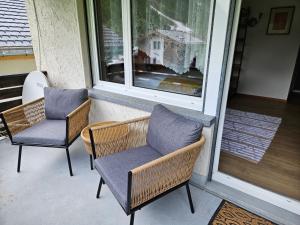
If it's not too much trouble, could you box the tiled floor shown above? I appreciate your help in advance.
[0,138,222,225]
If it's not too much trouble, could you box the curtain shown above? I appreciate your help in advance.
[131,0,211,74]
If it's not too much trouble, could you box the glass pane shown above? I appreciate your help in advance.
[96,0,124,84]
[131,0,211,97]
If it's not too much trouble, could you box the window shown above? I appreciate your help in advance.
[131,0,211,97]
[153,41,160,50]
[94,0,124,84]
[153,41,157,49]
[88,0,213,108]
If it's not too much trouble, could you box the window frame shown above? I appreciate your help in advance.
[153,41,157,50]
[86,0,215,111]
[157,41,161,50]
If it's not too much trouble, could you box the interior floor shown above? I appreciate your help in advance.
[219,94,300,200]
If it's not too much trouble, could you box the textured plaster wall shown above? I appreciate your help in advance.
[25,0,90,88]
[195,126,214,176]
[90,99,150,123]
[91,99,214,177]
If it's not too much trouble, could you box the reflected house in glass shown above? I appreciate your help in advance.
[137,29,203,74]
[130,2,210,97]
[134,29,205,96]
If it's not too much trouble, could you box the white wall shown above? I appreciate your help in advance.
[237,0,300,100]
[25,0,91,89]
[0,57,36,76]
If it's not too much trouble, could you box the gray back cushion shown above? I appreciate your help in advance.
[44,87,88,120]
[146,104,203,155]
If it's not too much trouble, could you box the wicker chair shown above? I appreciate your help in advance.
[0,88,91,176]
[89,104,205,225]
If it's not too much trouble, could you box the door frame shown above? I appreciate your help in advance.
[288,46,300,98]
[211,0,300,215]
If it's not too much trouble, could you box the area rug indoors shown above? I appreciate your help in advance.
[221,108,282,163]
[209,200,276,225]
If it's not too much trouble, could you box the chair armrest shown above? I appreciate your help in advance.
[1,98,45,140]
[89,116,150,159]
[66,98,91,144]
[128,136,205,210]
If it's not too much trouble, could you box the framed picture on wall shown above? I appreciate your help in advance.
[267,6,295,35]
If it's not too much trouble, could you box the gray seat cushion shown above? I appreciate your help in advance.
[147,104,203,155]
[44,87,88,120]
[94,145,162,210]
[12,120,66,146]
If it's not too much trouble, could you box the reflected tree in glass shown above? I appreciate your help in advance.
[96,0,124,84]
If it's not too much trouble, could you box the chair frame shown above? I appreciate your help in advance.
[1,97,91,176]
[89,116,205,225]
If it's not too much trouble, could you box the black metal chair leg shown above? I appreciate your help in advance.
[130,213,135,225]
[90,155,93,170]
[65,148,73,176]
[96,177,104,198]
[186,182,195,214]
[17,145,22,173]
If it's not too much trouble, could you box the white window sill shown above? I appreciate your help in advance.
[93,82,204,110]
[89,87,215,127]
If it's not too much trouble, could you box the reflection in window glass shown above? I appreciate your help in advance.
[96,0,124,84]
[131,0,211,97]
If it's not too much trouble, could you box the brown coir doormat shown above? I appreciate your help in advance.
[209,200,277,225]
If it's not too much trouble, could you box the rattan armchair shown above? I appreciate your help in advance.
[89,105,205,225]
[1,90,91,176]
